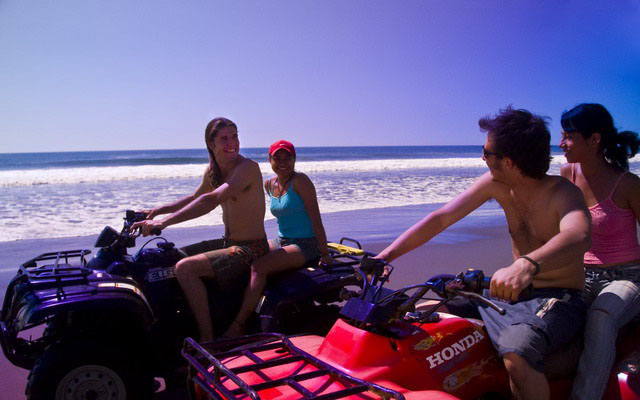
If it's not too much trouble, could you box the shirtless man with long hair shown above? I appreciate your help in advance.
[133,117,267,341]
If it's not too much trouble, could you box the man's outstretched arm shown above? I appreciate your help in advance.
[377,172,496,262]
[133,160,259,235]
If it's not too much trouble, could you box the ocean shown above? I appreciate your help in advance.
[1,146,637,243]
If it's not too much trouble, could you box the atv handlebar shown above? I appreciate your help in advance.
[125,209,148,224]
[343,259,507,326]
[124,210,162,236]
[359,256,386,277]
[441,270,504,315]
[93,210,164,249]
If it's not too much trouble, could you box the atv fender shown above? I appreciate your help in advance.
[2,289,154,370]
[2,280,155,366]
[15,286,154,330]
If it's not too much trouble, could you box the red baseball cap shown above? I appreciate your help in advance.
[269,140,296,157]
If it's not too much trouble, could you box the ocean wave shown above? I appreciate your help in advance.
[0,155,574,187]
[2,154,638,242]
[0,172,478,242]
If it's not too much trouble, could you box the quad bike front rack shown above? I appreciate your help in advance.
[183,333,405,400]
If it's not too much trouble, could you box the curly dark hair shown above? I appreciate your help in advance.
[204,117,238,188]
[479,106,551,179]
[561,103,639,171]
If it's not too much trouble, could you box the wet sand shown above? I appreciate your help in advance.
[0,204,513,399]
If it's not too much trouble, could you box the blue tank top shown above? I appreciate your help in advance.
[269,180,314,239]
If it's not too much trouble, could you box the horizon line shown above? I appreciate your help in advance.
[0,144,568,156]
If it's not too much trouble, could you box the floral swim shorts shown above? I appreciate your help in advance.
[180,237,269,292]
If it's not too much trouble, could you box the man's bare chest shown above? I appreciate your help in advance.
[221,185,262,212]
[501,197,558,249]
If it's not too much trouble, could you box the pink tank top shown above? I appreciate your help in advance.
[572,164,640,265]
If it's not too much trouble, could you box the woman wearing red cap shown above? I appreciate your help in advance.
[224,140,332,336]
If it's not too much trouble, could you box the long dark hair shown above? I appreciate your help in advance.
[204,117,238,187]
[561,103,639,171]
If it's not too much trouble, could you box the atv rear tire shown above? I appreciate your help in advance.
[26,341,153,400]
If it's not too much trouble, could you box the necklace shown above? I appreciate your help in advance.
[274,172,296,197]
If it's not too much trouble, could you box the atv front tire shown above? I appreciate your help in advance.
[26,341,153,400]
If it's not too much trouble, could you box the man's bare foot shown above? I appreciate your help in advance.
[223,320,245,338]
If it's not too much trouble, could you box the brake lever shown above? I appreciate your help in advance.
[454,289,507,315]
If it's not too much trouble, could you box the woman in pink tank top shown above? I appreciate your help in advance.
[559,103,640,400]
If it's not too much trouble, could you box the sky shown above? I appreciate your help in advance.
[1,0,639,153]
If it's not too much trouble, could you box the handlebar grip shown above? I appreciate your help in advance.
[126,209,149,223]
[359,256,386,277]
[479,277,533,299]
[481,277,491,290]
[460,269,489,292]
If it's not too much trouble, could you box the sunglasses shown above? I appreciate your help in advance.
[482,145,502,158]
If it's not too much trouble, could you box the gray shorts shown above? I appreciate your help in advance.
[446,288,586,372]
[273,236,321,263]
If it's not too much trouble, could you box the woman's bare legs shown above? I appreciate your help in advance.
[224,245,306,337]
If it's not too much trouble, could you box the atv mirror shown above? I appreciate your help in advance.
[94,226,119,247]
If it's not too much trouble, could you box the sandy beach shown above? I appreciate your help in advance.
[0,204,513,399]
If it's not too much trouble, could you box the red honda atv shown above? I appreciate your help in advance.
[182,245,640,400]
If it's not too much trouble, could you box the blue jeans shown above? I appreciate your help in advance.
[571,264,640,400]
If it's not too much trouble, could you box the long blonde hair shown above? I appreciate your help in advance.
[204,117,238,188]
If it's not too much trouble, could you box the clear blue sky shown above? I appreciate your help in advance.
[1,1,639,153]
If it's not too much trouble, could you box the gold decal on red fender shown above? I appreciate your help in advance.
[413,332,452,351]
[425,330,485,369]
[442,357,491,392]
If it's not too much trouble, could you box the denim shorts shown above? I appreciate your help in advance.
[273,236,320,263]
[446,288,586,372]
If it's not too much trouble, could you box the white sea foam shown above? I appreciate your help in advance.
[2,154,638,242]
[0,155,577,187]
[0,173,479,242]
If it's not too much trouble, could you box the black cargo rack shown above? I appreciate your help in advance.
[18,249,93,291]
[183,333,405,400]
